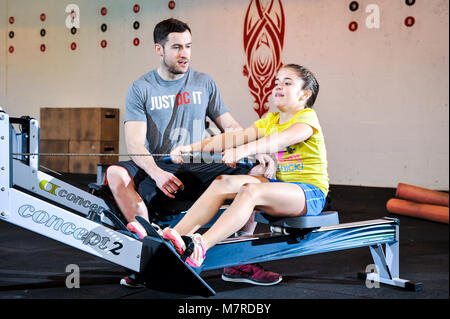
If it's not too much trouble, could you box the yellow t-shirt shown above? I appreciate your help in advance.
[254,109,329,195]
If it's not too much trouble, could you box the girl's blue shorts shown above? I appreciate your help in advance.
[267,179,327,216]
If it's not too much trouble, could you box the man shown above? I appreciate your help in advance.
[105,18,279,287]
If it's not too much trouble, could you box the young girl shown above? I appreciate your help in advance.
[164,64,329,276]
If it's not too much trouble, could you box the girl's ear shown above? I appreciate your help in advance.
[299,89,312,103]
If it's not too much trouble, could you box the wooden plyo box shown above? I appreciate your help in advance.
[39,107,120,174]
[69,108,119,141]
[39,140,69,172]
[40,108,71,140]
[69,140,119,174]
[40,107,120,141]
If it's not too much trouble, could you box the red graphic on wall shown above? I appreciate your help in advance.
[243,0,285,118]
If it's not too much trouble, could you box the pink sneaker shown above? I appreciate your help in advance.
[120,275,145,288]
[162,228,186,255]
[222,264,282,286]
[127,221,147,239]
[185,234,206,268]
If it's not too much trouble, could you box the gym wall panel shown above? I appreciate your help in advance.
[0,0,448,190]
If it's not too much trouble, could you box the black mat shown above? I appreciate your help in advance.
[0,184,448,302]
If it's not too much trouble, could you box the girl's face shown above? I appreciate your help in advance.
[272,67,309,112]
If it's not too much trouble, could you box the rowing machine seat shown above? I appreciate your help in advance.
[255,211,339,229]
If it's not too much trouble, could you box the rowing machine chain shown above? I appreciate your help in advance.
[12,152,185,157]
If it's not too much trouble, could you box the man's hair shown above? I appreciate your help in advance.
[284,64,319,108]
[153,18,191,47]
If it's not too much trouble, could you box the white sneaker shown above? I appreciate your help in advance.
[162,228,186,255]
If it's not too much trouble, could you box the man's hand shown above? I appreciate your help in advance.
[149,168,184,199]
[170,145,193,164]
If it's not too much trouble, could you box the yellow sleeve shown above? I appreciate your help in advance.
[254,112,276,130]
[291,109,321,135]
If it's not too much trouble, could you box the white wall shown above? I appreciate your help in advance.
[0,0,448,190]
[0,0,6,100]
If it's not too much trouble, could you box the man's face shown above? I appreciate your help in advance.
[157,31,192,75]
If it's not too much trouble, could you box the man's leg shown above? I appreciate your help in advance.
[104,161,161,239]
[106,165,150,224]
[106,161,183,237]
[105,163,150,288]
[106,161,187,288]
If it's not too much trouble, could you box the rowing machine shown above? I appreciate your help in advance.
[0,110,422,296]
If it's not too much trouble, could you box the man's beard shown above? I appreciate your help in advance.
[164,57,188,75]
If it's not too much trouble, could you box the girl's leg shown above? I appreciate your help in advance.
[202,182,307,250]
[173,175,269,236]
[239,211,257,235]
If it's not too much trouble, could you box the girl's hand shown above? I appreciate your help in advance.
[262,155,277,179]
[258,154,277,179]
[222,147,246,168]
[170,145,192,164]
[249,154,277,179]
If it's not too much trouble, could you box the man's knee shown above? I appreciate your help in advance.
[106,166,133,190]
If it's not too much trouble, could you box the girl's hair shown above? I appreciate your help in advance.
[283,64,319,108]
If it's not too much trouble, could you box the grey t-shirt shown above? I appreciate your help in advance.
[125,68,229,155]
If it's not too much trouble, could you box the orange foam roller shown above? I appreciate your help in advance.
[396,183,449,207]
[387,198,449,224]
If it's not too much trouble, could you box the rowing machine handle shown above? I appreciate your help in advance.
[236,158,259,169]
[162,153,259,169]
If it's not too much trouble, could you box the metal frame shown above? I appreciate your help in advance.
[0,110,421,294]
[202,219,398,270]
[14,160,116,227]
[200,218,421,291]
[1,112,142,272]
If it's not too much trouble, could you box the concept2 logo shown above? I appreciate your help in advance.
[39,179,107,214]
[17,204,124,255]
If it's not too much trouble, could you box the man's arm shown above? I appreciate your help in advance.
[124,121,159,173]
[213,112,243,132]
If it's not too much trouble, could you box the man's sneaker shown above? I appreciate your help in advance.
[222,264,282,286]
[127,221,147,239]
[162,228,186,255]
[120,275,145,288]
[185,233,206,268]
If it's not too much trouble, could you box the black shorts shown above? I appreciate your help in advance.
[106,160,249,209]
